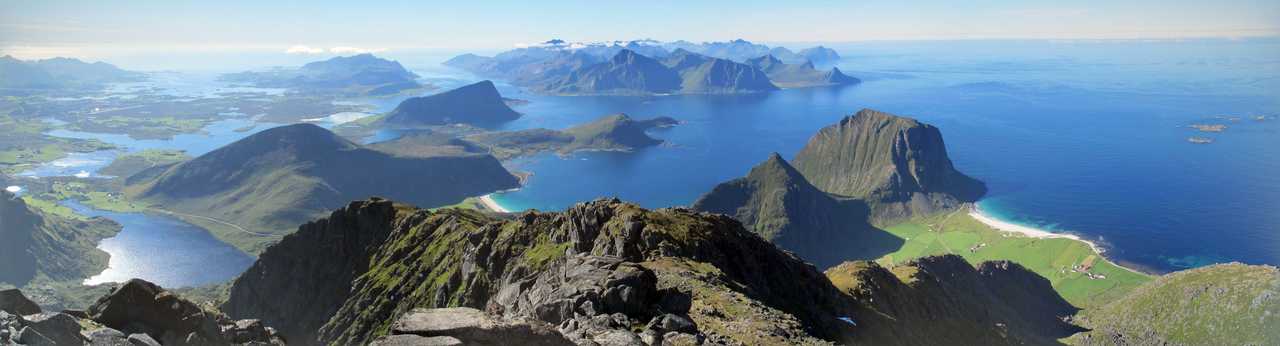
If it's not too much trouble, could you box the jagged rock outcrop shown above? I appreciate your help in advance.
[0,280,283,345]
[226,198,854,345]
[691,153,901,268]
[827,255,1083,345]
[87,278,286,345]
[0,191,119,285]
[383,80,521,127]
[792,108,986,222]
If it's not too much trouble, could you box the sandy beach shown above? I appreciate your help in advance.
[969,205,1148,275]
[478,194,511,213]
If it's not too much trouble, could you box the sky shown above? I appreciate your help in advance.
[2,0,1278,67]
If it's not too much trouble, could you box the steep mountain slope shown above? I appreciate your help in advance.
[383,80,522,127]
[225,198,855,345]
[0,191,119,285]
[542,49,682,95]
[1069,263,1280,345]
[662,49,778,93]
[221,196,1102,346]
[690,153,901,268]
[127,123,519,254]
[827,256,1084,345]
[746,54,859,88]
[792,108,986,222]
[223,54,422,96]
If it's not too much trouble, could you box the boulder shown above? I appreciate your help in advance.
[0,289,41,315]
[127,333,162,346]
[18,312,87,346]
[85,327,129,345]
[389,307,571,346]
[88,279,206,340]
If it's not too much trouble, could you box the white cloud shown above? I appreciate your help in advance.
[329,46,387,54]
[285,45,324,54]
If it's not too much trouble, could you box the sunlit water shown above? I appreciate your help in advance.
[457,39,1278,273]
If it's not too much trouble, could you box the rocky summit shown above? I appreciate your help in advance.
[220,196,1098,345]
[792,108,987,222]
[0,279,283,345]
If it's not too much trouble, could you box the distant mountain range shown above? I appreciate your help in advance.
[444,39,857,95]
[222,54,424,96]
[124,123,518,254]
[0,56,146,93]
[383,80,521,127]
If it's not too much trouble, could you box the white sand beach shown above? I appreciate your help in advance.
[969,206,1099,252]
[479,194,511,213]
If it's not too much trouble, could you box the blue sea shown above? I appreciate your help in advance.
[32,39,1277,286]
[435,39,1278,273]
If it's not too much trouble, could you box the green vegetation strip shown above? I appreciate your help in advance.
[878,210,1152,308]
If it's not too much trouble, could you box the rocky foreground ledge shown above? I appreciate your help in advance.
[0,279,284,346]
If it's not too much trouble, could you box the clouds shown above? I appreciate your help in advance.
[284,45,387,55]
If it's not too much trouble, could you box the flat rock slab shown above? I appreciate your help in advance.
[370,334,463,346]
[0,289,41,315]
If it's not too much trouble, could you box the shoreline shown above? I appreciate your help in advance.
[968,204,1149,276]
[478,194,512,213]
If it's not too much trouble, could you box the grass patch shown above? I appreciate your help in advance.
[877,209,1152,308]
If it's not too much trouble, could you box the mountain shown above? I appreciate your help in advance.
[827,256,1084,345]
[383,80,522,127]
[541,49,682,95]
[798,46,841,64]
[126,123,519,254]
[662,49,778,94]
[0,56,144,91]
[462,113,677,159]
[222,54,422,96]
[220,197,1101,345]
[1069,263,1280,345]
[746,54,859,88]
[690,153,900,268]
[0,191,120,286]
[792,108,986,222]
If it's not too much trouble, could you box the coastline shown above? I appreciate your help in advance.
[478,194,511,213]
[968,204,1149,276]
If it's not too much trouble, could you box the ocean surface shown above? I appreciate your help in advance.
[31,39,1279,286]
[463,39,1279,273]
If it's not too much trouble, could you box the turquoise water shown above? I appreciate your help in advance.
[472,39,1279,273]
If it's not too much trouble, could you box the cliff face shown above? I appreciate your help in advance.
[0,191,119,285]
[792,108,986,222]
[129,124,519,254]
[827,255,1083,345]
[225,198,854,345]
[690,153,901,268]
[384,80,521,127]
